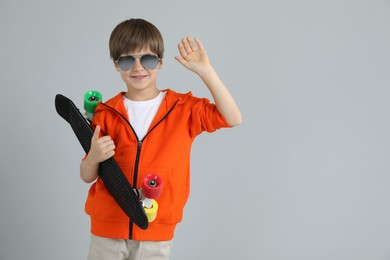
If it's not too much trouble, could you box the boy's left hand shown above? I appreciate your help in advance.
[175,37,211,74]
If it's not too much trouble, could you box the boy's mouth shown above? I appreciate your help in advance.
[131,75,147,80]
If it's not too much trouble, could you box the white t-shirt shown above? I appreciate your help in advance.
[123,91,166,140]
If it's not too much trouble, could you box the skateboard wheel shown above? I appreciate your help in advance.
[144,199,158,222]
[142,174,162,199]
[84,90,103,114]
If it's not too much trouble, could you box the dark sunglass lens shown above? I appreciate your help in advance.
[117,56,135,71]
[141,55,159,69]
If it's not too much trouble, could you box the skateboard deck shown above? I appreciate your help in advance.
[55,94,148,230]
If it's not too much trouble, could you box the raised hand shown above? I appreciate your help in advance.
[175,37,211,75]
[174,37,242,127]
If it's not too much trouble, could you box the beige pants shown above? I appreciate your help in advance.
[87,234,172,260]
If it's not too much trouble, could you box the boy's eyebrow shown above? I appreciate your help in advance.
[124,51,156,55]
[122,53,158,57]
[127,52,155,55]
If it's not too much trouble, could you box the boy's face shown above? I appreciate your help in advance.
[114,46,162,99]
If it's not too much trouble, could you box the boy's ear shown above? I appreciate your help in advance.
[158,59,163,69]
[114,61,121,72]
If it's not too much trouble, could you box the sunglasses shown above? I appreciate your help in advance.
[115,54,160,71]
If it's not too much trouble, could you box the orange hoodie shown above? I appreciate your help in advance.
[85,89,230,241]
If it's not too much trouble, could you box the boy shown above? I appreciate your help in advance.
[80,18,241,259]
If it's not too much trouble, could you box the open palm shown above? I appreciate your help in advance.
[175,37,211,74]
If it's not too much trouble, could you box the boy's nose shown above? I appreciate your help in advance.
[132,58,144,70]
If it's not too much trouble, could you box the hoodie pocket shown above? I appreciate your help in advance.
[138,167,188,225]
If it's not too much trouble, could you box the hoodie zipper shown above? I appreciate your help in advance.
[101,98,179,239]
[129,140,142,239]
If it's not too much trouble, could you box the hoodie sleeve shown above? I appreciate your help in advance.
[189,96,231,137]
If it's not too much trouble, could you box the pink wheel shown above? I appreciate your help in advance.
[142,174,162,199]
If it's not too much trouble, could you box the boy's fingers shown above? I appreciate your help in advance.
[187,36,197,51]
[181,37,193,55]
[177,42,188,58]
[92,125,100,141]
[175,55,185,64]
[194,37,204,50]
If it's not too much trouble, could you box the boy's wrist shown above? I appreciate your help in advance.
[83,155,100,168]
[196,64,216,79]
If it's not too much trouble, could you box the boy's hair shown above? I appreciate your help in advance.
[109,18,164,61]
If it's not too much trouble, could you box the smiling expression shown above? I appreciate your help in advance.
[115,47,163,100]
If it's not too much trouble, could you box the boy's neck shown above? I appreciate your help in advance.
[125,88,160,101]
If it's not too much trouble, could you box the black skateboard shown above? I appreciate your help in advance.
[55,94,149,230]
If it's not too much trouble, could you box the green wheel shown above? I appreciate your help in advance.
[84,90,102,114]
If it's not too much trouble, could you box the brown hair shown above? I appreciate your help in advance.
[109,18,164,61]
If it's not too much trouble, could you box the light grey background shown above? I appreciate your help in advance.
[1,0,390,259]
